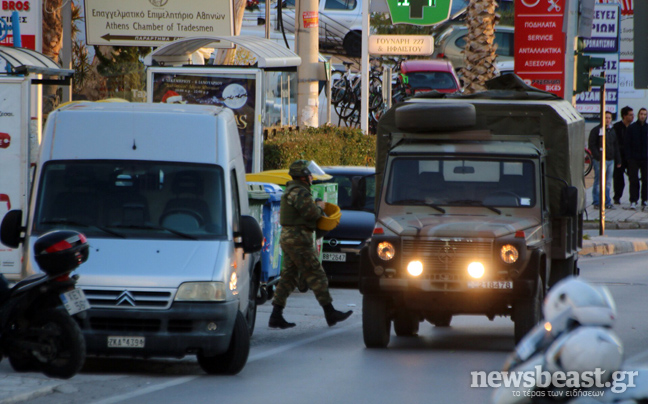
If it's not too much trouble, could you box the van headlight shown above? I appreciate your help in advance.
[377,241,395,260]
[500,244,519,264]
[176,282,227,301]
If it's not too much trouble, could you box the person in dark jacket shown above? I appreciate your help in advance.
[268,160,352,329]
[612,106,634,204]
[588,111,621,209]
[624,108,648,210]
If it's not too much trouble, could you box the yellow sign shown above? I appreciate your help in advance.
[84,0,233,47]
[368,35,434,56]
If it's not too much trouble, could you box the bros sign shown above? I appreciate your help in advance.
[386,0,452,25]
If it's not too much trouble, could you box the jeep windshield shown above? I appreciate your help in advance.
[33,160,227,240]
[386,157,536,208]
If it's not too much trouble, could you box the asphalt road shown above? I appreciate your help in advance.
[10,250,648,404]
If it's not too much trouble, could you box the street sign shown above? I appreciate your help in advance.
[368,35,434,55]
[84,0,233,47]
[385,0,452,26]
[514,0,566,98]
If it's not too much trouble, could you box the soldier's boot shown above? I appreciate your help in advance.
[323,303,352,327]
[268,304,296,329]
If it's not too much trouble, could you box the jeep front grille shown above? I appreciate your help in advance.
[402,239,493,275]
[82,287,174,310]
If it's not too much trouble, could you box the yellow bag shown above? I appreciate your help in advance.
[317,202,341,231]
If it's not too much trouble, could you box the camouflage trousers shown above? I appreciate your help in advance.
[272,228,332,308]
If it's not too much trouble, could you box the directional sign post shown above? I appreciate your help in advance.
[368,35,434,55]
[84,0,233,47]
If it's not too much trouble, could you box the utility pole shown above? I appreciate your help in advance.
[599,73,606,236]
[61,0,72,103]
[296,0,319,128]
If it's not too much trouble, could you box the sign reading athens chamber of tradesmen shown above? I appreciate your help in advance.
[368,35,434,55]
[514,0,566,98]
[84,0,233,47]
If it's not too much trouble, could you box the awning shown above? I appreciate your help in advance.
[0,47,74,76]
[147,36,301,69]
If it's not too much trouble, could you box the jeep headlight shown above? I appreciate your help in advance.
[377,241,395,261]
[500,244,519,264]
[407,260,423,277]
[176,282,227,301]
[467,262,485,279]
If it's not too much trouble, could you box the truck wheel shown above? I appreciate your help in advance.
[393,310,419,336]
[513,277,543,344]
[197,311,250,375]
[548,256,577,288]
[362,295,391,348]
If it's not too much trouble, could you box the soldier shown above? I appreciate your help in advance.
[269,160,352,329]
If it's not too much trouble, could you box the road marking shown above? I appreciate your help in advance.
[88,322,360,404]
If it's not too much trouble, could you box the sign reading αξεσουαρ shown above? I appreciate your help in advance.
[84,0,233,47]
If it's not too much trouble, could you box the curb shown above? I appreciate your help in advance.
[0,376,64,404]
[583,221,648,230]
[581,238,648,256]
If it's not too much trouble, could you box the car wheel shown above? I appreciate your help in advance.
[343,30,361,57]
[246,271,260,337]
[197,311,250,375]
[362,295,391,348]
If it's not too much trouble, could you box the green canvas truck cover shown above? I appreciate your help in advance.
[375,75,586,215]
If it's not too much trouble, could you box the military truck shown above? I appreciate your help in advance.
[358,76,585,346]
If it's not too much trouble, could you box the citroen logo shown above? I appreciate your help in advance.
[116,291,136,306]
[329,239,339,247]
[437,243,456,265]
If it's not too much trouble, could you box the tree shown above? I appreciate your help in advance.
[461,0,499,94]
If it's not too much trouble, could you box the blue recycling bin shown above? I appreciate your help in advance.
[247,182,283,282]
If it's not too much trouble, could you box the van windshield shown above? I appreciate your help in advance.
[386,158,536,208]
[33,161,227,240]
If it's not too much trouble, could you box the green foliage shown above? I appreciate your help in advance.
[263,125,376,170]
[93,46,152,96]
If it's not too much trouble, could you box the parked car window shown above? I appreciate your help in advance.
[406,72,458,91]
[495,31,513,56]
[324,0,356,10]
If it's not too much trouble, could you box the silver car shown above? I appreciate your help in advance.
[432,24,514,71]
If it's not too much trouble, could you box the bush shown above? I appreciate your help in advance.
[263,125,376,170]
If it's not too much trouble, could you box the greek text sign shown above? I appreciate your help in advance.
[84,0,233,47]
[0,0,39,50]
[514,0,566,98]
[386,0,452,26]
[368,35,434,55]
[583,3,619,52]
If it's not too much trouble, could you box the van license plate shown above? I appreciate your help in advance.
[108,337,145,348]
[323,253,346,262]
[467,281,513,289]
[60,289,90,315]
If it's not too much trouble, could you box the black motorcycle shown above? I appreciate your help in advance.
[0,230,89,379]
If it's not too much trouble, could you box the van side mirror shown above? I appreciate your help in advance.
[1,210,24,248]
[238,215,263,253]
[351,176,367,210]
[560,186,578,217]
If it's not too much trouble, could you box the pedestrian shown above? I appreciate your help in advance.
[588,111,621,209]
[624,108,648,210]
[612,106,634,204]
[269,160,352,329]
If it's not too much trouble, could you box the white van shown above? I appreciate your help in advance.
[0,102,263,375]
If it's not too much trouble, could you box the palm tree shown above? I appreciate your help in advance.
[461,0,500,94]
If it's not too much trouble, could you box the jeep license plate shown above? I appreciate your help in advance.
[323,252,346,262]
[467,281,513,289]
[108,337,145,348]
[60,289,90,315]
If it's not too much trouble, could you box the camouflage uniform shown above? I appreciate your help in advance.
[272,180,333,308]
